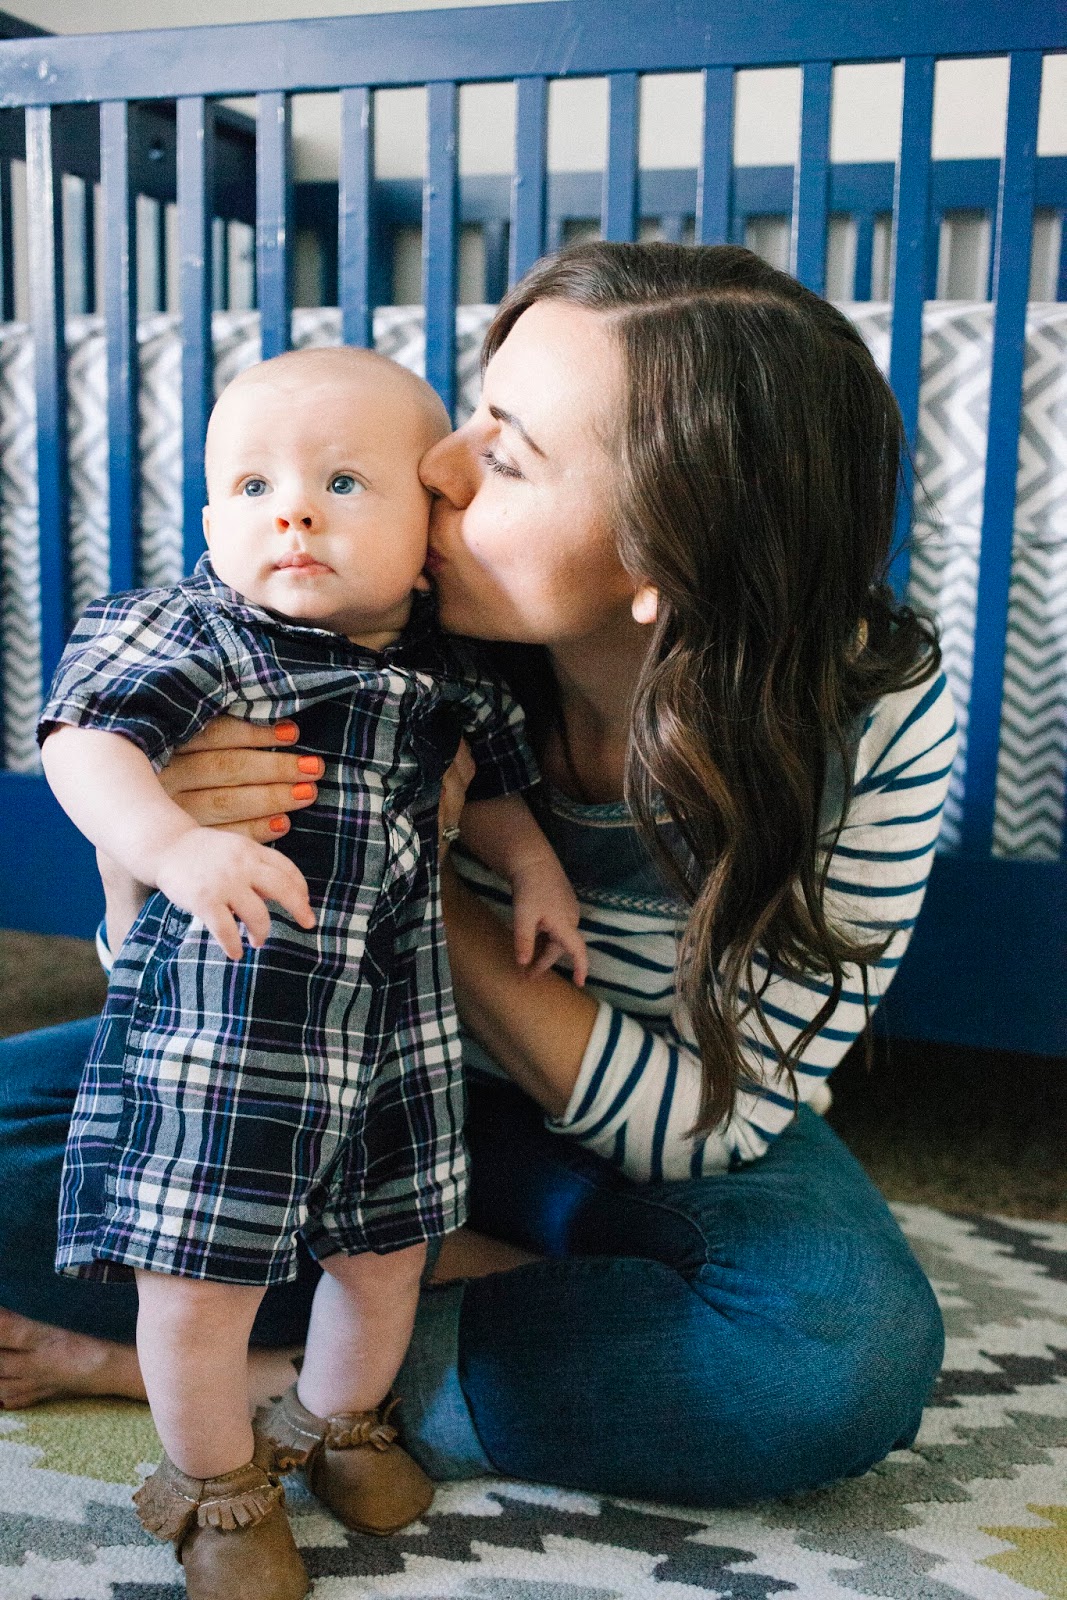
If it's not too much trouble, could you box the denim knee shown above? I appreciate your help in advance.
[681,1237,944,1502]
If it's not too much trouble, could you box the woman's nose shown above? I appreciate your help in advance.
[420,428,477,509]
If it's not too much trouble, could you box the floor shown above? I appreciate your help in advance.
[1,928,1064,1221]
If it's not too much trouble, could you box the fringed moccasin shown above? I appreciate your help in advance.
[133,1436,309,1600]
[257,1384,433,1535]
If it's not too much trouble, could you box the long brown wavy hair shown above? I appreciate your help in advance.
[483,241,941,1138]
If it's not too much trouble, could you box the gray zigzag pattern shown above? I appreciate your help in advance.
[0,304,1064,855]
[994,534,1067,857]
[1015,307,1067,531]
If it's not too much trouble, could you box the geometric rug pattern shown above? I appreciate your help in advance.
[0,1203,1063,1597]
[1,303,1066,860]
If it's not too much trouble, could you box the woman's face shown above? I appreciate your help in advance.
[420,299,640,644]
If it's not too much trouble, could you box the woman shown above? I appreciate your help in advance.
[0,243,955,1507]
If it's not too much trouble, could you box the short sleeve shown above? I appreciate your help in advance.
[37,587,235,769]
[441,642,540,802]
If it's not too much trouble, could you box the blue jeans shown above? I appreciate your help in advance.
[0,1018,943,1507]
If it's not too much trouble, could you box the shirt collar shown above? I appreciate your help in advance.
[186,552,438,660]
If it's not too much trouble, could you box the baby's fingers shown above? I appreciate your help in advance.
[204,906,246,961]
[512,906,538,969]
[528,936,566,978]
[228,888,273,950]
[254,852,316,930]
[561,928,589,988]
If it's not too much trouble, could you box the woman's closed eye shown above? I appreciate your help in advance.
[481,449,523,481]
[329,473,365,496]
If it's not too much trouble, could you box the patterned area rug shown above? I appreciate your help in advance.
[0,1204,1064,1599]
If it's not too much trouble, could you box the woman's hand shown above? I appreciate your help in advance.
[157,716,323,842]
[99,715,322,953]
[439,739,476,855]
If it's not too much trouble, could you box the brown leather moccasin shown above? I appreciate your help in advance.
[133,1438,309,1600]
[258,1383,434,1536]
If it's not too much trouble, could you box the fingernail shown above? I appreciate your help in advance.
[297,755,321,774]
[292,782,315,800]
[275,721,298,743]
[269,816,288,833]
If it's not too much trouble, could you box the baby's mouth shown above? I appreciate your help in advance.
[275,552,333,575]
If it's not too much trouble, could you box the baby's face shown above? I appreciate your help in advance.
[203,360,446,643]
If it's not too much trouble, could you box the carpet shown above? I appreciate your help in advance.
[0,1204,1064,1600]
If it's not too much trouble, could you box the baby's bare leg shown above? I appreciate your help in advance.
[296,1243,426,1418]
[135,1272,266,1477]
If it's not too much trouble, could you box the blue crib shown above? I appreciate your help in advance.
[0,0,1063,1057]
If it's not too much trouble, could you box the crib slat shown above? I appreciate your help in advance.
[511,75,547,283]
[887,55,935,602]
[155,197,168,315]
[177,96,215,574]
[424,80,458,414]
[340,86,374,348]
[696,68,733,246]
[484,219,509,301]
[25,105,70,689]
[101,100,139,593]
[218,218,231,311]
[961,50,1042,860]
[82,177,97,316]
[852,209,874,300]
[603,72,639,242]
[791,61,832,292]
[0,159,14,322]
[257,91,292,360]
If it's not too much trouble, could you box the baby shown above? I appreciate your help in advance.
[38,347,587,1600]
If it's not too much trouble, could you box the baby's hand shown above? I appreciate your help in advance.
[510,852,588,987]
[156,828,316,960]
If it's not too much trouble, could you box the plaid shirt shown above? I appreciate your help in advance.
[40,556,538,1285]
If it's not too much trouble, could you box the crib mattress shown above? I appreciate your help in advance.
[1,302,1064,860]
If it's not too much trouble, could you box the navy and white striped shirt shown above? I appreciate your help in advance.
[457,669,958,1180]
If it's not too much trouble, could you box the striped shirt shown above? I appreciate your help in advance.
[456,669,958,1182]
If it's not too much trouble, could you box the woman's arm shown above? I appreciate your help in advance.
[450,672,957,1183]
[440,861,599,1119]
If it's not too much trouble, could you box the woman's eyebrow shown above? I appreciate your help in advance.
[488,404,547,458]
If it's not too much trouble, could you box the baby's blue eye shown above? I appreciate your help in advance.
[330,474,362,496]
[242,477,269,498]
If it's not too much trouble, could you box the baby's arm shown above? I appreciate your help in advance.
[41,725,315,959]
[459,794,588,986]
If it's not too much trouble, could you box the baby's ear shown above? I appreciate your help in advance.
[201,506,212,545]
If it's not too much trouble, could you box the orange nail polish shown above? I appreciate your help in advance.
[292,782,315,800]
[269,816,288,833]
[297,755,320,774]
[275,721,298,743]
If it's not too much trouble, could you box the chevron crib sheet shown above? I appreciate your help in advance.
[1,302,1065,860]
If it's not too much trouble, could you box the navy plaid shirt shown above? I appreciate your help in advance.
[39,556,539,1284]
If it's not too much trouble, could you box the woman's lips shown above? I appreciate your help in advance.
[423,547,446,575]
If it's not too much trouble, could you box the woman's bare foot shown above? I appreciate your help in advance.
[0,1306,303,1413]
[0,1307,145,1409]
[431,1225,542,1283]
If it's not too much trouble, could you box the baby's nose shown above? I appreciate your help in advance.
[275,510,315,531]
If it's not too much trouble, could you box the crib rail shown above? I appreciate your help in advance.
[0,0,1063,1053]
[292,158,1067,309]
